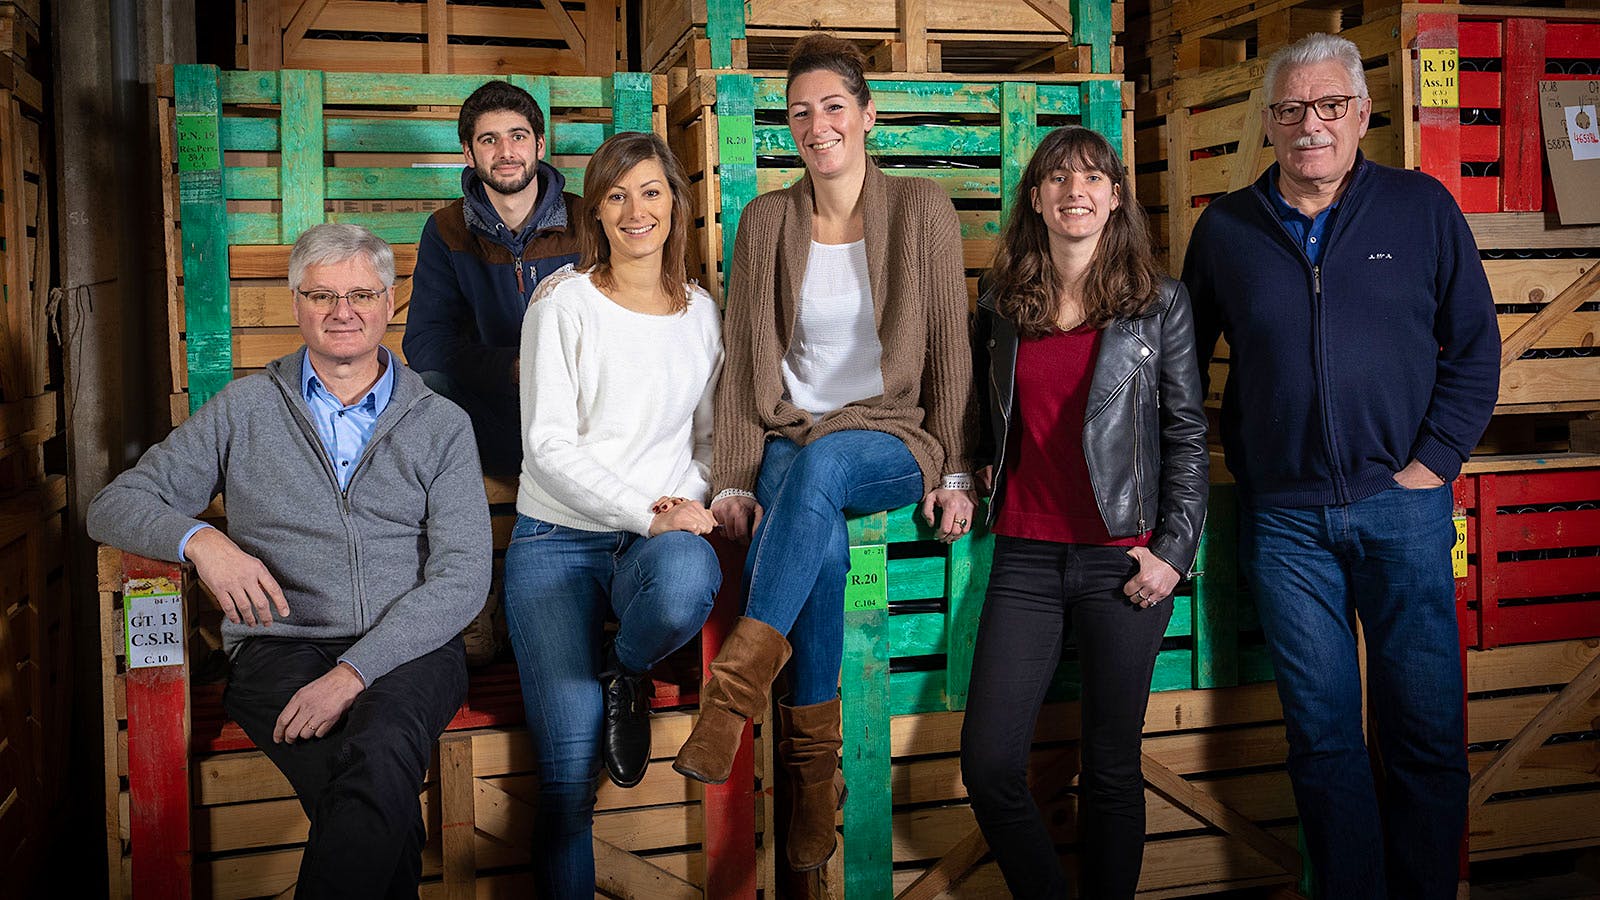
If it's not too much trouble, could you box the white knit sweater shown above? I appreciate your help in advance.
[516,267,723,535]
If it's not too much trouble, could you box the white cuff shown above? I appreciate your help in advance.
[940,473,974,492]
[712,488,757,505]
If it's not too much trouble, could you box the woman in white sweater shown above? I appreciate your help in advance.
[502,131,724,896]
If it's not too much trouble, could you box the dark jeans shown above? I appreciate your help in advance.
[502,516,721,897]
[743,431,925,705]
[417,369,520,475]
[961,537,1172,900]
[1241,482,1466,900]
[222,636,467,900]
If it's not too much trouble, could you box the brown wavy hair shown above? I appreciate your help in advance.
[988,126,1160,337]
[577,131,695,312]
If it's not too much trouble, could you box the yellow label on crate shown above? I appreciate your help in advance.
[1452,514,1468,579]
[1420,49,1460,108]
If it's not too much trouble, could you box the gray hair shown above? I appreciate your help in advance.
[1264,33,1369,101]
[287,223,396,292]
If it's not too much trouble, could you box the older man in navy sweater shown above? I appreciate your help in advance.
[1183,33,1499,900]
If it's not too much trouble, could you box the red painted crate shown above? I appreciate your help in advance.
[102,542,769,899]
[1454,468,1600,650]
[1417,13,1600,214]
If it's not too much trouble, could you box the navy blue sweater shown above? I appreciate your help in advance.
[1182,156,1500,507]
[403,163,580,398]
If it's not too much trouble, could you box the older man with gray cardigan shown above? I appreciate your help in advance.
[88,223,491,899]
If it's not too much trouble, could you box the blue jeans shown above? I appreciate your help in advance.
[1241,483,1466,900]
[743,431,924,706]
[502,516,721,897]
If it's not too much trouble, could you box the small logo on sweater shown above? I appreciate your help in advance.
[1368,252,1393,260]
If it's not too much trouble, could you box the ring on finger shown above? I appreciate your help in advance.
[954,518,968,527]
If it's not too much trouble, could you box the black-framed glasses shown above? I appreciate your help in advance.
[1267,94,1360,126]
[295,287,386,312]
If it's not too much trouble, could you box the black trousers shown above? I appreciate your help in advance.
[223,636,467,900]
[960,538,1173,899]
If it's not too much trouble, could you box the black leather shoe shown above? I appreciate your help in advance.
[600,645,654,788]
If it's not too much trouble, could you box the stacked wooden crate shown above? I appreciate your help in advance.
[144,64,782,897]
[235,0,626,75]
[158,64,665,425]
[1453,458,1600,863]
[0,1,59,887]
[829,498,1301,898]
[99,543,770,899]
[640,0,1123,77]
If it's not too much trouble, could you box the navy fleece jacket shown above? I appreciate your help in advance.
[403,163,580,398]
[1183,155,1500,508]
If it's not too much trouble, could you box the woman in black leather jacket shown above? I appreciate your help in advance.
[960,126,1208,899]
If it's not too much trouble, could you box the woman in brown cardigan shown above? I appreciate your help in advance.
[671,34,978,871]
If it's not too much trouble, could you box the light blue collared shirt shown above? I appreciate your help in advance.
[301,349,396,490]
[177,351,396,561]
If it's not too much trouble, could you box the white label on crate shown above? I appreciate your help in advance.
[1419,49,1459,108]
[1564,105,1600,161]
[125,579,184,669]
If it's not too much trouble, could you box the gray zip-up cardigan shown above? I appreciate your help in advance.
[87,349,492,684]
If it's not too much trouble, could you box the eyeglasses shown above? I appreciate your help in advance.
[295,288,387,312]
[1266,94,1361,126]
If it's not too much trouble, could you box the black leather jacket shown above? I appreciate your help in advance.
[974,276,1209,575]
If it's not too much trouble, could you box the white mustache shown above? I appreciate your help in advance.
[1292,134,1334,149]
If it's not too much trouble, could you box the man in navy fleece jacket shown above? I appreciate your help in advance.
[404,80,580,473]
[1183,33,1498,900]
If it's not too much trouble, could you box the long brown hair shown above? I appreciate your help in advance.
[988,126,1160,337]
[577,131,695,312]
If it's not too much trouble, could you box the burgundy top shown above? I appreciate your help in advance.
[993,323,1151,547]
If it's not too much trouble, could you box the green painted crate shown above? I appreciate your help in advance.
[640,0,1122,75]
[846,483,1270,723]
[837,483,1278,897]
[161,64,666,422]
[666,72,1131,305]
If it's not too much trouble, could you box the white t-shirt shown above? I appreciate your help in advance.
[516,266,723,535]
[781,240,884,416]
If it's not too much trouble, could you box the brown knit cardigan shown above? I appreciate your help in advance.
[711,163,978,497]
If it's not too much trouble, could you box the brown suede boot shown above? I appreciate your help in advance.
[779,697,847,871]
[673,616,792,785]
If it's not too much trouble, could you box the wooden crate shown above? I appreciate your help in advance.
[641,0,1124,76]
[1414,13,1600,215]
[0,476,68,889]
[158,64,667,427]
[666,72,1132,306]
[1463,637,1600,861]
[236,0,626,76]
[1453,463,1600,651]
[829,684,1303,898]
[0,3,39,81]
[832,501,1298,898]
[1146,5,1600,273]
[99,542,774,900]
[854,489,1271,725]
[0,84,48,405]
